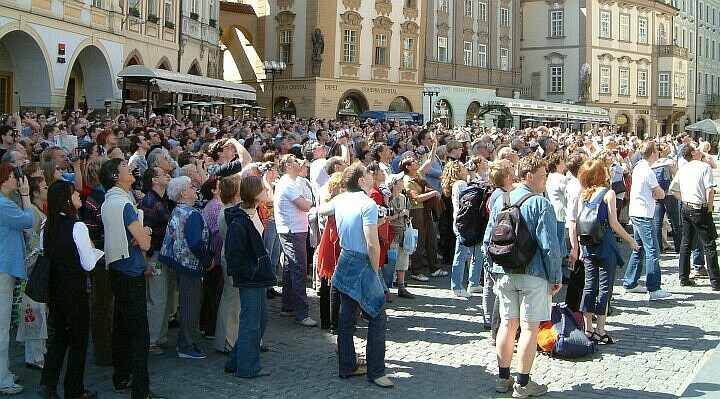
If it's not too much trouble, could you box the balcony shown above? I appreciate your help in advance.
[656,45,688,59]
[708,94,720,105]
[424,61,523,88]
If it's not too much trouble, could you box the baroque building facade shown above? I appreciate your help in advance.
[222,0,425,120]
[0,0,220,113]
[520,0,688,137]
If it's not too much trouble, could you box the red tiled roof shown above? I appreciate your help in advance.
[220,2,256,15]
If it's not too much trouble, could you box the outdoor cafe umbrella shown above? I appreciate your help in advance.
[685,118,720,135]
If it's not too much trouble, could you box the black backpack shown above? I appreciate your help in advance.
[576,188,609,246]
[488,192,537,272]
[456,182,493,247]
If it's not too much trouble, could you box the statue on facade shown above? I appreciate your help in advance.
[311,28,324,76]
[580,63,592,100]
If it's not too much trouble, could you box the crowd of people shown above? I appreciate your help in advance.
[0,107,718,397]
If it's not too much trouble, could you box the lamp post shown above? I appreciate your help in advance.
[422,87,440,124]
[263,60,286,118]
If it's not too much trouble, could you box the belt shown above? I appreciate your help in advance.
[683,201,707,209]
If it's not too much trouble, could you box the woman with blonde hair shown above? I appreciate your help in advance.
[577,159,639,345]
[442,160,482,297]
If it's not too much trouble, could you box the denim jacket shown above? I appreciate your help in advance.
[331,249,386,318]
[159,204,212,277]
[482,184,562,284]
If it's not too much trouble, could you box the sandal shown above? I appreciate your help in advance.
[585,330,602,342]
[334,345,368,366]
[597,334,614,345]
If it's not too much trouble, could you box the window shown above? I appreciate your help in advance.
[92,0,103,7]
[343,29,357,62]
[550,10,563,37]
[164,0,173,23]
[374,34,388,66]
[638,70,647,96]
[549,66,563,92]
[464,0,473,17]
[438,36,448,62]
[190,0,198,14]
[675,73,686,98]
[439,0,449,12]
[619,69,629,95]
[463,42,473,66]
[402,37,415,68]
[279,30,292,64]
[699,35,703,56]
[500,47,509,70]
[501,8,510,26]
[638,18,648,43]
[478,2,487,21]
[478,44,487,68]
[620,14,630,41]
[600,66,611,93]
[600,11,611,38]
[659,73,670,97]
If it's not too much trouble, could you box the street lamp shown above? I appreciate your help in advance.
[263,60,286,117]
[422,87,440,124]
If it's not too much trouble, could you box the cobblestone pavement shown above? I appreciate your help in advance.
[9,201,720,399]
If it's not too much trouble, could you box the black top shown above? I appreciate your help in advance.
[44,216,87,304]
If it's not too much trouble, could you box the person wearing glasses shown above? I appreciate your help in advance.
[0,163,33,395]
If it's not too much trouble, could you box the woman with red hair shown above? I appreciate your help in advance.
[576,159,638,345]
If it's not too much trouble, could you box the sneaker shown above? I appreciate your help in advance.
[647,289,673,301]
[691,268,709,278]
[623,285,647,294]
[0,383,23,395]
[679,279,697,287]
[468,285,483,294]
[453,289,472,298]
[295,317,318,327]
[513,379,548,398]
[430,269,449,277]
[148,345,165,355]
[412,274,429,282]
[495,377,514,393]
[177,347,207,359]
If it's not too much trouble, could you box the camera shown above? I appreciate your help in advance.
[13,166,23,180]
[465,161,477,172]
[377,206,395,218]
[258,162,274,174]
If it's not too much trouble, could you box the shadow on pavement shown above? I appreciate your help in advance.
[682,382,720,398]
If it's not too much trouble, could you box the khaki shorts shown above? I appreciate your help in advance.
[496,274,551,322]
[389,241,409,272]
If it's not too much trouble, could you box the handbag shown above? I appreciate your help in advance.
[25,253,50,303]
[611,180,626,194]
[402,221,418,255]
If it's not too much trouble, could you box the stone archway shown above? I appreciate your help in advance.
[65,44,114,111]
[273,96,296,117]
[615,113,632,134]
[0,29,52,111]
[636,117,647,138]
[434,98,452,126]
[337,89,369,119]
[388,96,412,112]
[188,60,202,76]
[466,101,481,125]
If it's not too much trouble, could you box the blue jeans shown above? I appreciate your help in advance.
[654,197,681,253]
[225,287,267,377]
[337,291,386,380]
[263,220,282,280]
[580,256,617,315]
[623,216,662,292]
[450,227,483,290]
[279,232,309,321]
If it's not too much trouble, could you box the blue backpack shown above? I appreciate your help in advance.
[652,165,672,191]
[538,304,596,359]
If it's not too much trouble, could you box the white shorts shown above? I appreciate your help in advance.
[496,274,551,322]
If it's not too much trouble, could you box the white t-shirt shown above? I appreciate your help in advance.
[327,191,378,254]
[451,180,468,222]
[628,159,659,218]
[309,158,328,198]
[669,160,715,204]
[274,174,309,233]
[565,176,582,224]
[546,172,569,222]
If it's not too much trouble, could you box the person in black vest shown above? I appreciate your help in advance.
[38,181,103,399]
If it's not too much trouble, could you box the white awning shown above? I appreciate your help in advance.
[118,65,256,100]
[485,97,610,123]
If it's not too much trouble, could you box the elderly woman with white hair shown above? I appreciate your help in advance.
[159,176,213,360]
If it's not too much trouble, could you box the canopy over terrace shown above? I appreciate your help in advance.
[479,97,610,128]
[117,65,256,116]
